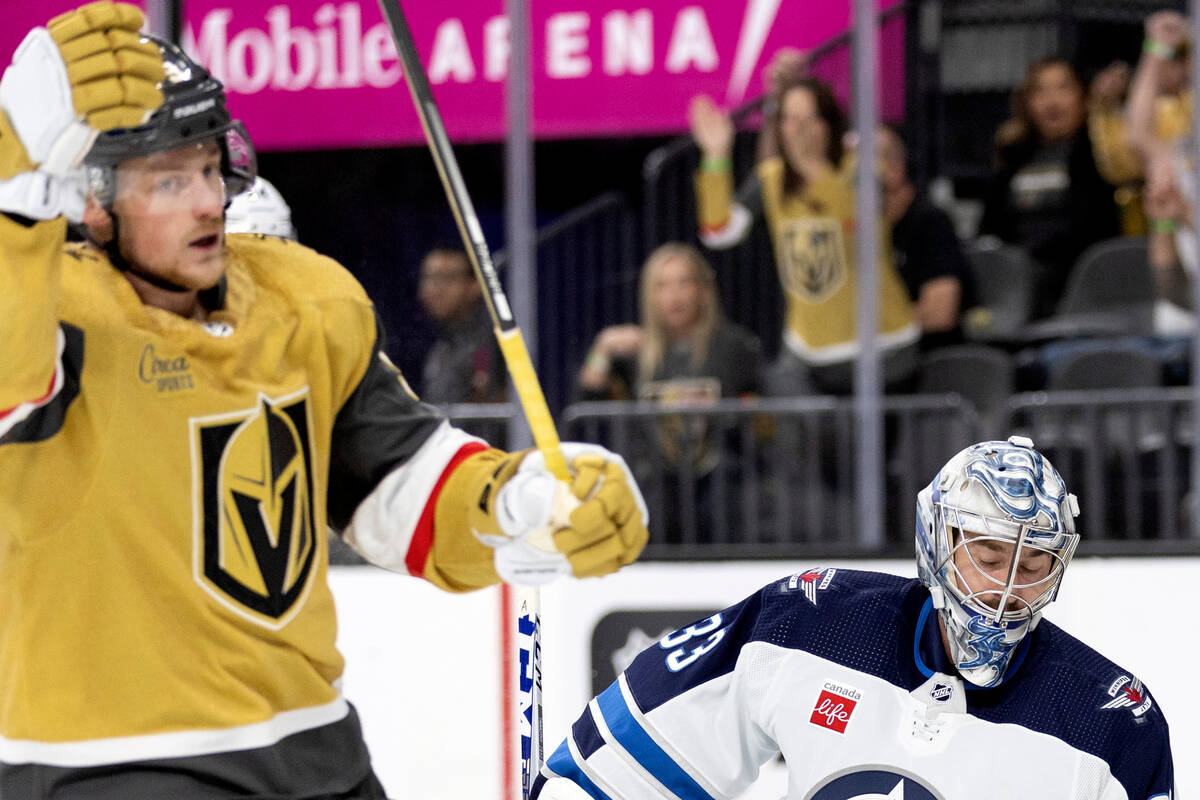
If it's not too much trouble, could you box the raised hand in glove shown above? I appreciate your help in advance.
[0,1,164,221]
[429,443,649,590]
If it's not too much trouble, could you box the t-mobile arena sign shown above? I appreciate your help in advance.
[6,0,903,150]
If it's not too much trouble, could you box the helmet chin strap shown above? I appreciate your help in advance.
[84,214,227,310]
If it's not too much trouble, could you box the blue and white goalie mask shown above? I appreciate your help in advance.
[915,436,1080,687]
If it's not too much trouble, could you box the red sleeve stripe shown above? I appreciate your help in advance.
[405,441,489,578]
[699,218,732,236]
[0,328,66,439]
[0,368,58,421]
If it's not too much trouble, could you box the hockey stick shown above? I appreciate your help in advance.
[374,1,556,797]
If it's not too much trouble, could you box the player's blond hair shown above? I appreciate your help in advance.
[636,243,723,387]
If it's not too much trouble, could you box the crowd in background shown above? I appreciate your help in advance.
[364,7,1200,544]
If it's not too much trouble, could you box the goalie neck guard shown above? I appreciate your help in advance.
[915,436,1080,688]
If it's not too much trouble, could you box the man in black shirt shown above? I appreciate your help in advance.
[418,247,508,403]
[879,126,976,350]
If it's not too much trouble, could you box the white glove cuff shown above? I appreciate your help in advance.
[0,171,86,222]
[491,538,570,587]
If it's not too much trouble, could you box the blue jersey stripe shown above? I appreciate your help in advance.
[545,739,613,800]
[595,682,717,800]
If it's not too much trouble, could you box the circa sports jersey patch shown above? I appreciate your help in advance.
[810,679,862,734]
[1101,674,1153,718]
[785,567,837,606]
[137,343,196,394]
[190,388,319,630]
[805,767,946,800]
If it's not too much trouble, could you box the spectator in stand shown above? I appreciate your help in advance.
[1125,10,1193,166]
[578,242,762,405]
[877,125,975,350]
[417,247,507,404]
[578,243,763,542]
[689,64,919,396]
[979,58,1121,319]
[1088,11,1194,236]
[1087,59,1148,234]
[1143,143,1196,334]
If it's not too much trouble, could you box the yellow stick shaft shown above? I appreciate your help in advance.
[497,328,569,481]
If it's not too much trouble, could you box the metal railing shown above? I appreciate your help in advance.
[1008,387,1198,550]
[329,390,1200,566]
[563,394,981,559]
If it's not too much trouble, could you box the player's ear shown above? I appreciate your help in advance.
[82,196,114,243]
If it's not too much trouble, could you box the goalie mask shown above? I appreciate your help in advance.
[915,436,1079,688]
[85,35,256,208]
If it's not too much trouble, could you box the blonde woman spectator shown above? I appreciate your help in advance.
[578,243,762,405]
[578,244,763,542]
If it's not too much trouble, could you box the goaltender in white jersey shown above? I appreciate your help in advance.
[535,436,1174,800]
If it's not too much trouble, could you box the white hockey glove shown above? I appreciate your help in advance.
[472,443,650,586]
[0,1,163,221]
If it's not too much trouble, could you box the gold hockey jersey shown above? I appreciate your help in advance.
[0,215,487,782]
[696,157,919,364]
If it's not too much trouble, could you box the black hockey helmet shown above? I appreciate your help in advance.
[85,35,256,207]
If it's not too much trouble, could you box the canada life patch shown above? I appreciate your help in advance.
[1101,674,1153,718]
[787,567,837,606]
[810,680,861,734]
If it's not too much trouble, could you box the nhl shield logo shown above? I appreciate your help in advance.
[778,217,848,302]
[191,389,319,629]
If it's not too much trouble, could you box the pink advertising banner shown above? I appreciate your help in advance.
[7,1,904,150]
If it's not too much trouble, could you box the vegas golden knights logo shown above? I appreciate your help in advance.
[778,218,848,303]
[191,390,317,628]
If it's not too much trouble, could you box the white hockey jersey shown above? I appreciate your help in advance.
[534,569,1173,800]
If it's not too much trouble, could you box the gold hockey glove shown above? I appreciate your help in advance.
[0,1,163,220]
[428,444,649,590]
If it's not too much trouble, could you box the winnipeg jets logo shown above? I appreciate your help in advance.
[190,389,318,629]
[806,767,945,800]
[787,567,837,606]
[1102,675,1154,718]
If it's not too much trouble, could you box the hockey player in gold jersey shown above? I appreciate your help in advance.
[0,4,649,797]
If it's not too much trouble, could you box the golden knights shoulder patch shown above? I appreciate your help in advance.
[777,217,849,303]
[190,389,319,629]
